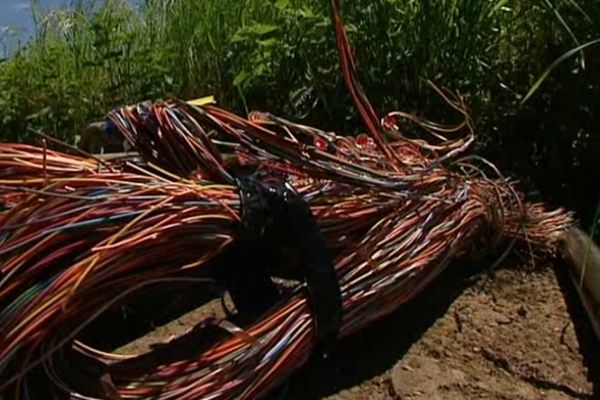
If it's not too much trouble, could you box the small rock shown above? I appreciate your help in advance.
[391,355,467,399]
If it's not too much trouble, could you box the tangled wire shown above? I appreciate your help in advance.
[0,1,572,399]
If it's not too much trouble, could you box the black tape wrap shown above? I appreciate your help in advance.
[213,176,342,352]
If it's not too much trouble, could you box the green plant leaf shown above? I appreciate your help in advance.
[275,0,291,10]
[230,30,248,43]
[299,6,315,19]
[490,0,510,16]
[521,38,600,105]
[233,70,251,87]
[258,38,278,48]
[26,106,51,120]
[249,24,279,37]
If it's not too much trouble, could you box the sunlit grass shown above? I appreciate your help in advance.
[0,0,596,140]
[0,0,597,227]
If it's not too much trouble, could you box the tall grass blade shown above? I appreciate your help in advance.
[521,38,600,105]
[543,0,585,69]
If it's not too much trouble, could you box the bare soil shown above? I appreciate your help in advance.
[117,259,599,400]
[283,260,599,400]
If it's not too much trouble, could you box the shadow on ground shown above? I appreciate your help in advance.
[281,260,481,400]
[555,261,600,396]
[279,256,600,400]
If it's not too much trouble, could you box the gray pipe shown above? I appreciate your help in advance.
[562,227,600,341]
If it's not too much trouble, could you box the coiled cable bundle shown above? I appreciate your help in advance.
[0,1,573,399]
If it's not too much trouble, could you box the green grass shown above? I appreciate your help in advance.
[0,0,594,138]
[0,0,598,226]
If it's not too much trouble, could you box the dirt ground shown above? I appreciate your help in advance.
[116,258,599,400]
[282,259,599,400]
